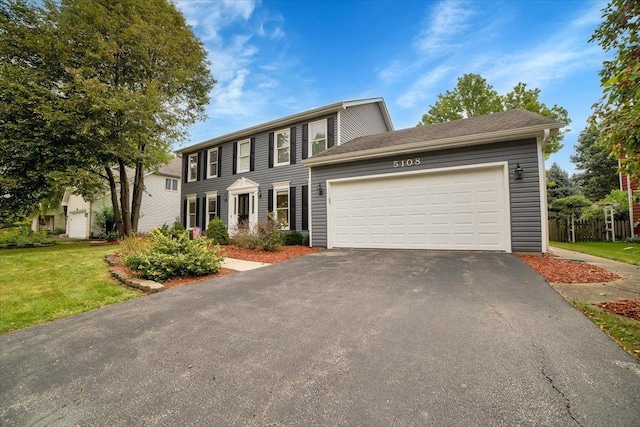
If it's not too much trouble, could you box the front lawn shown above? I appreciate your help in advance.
[573,301,640,362]
[550,241,640,266]
[0,242,140,334]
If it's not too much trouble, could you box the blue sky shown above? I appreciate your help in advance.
[175,0,608,175]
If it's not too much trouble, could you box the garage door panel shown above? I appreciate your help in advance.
[328,166,509,251]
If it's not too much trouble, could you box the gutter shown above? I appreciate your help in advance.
[303,122,563,167]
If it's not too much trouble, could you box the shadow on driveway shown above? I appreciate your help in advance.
[2,250,639,426]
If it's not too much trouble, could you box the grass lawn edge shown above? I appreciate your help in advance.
[572,300,640,362]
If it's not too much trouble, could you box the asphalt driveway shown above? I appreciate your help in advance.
[1,250,639,426]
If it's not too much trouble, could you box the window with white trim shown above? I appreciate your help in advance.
[309,119,327,156]
[187,196,196,229]
[188,154,198,182]
[275,128,290,166]
[207,148,218,178]
[165,178,178,191]
[272,182,290,230]
[206,191,217,228]
[238,139,250,173]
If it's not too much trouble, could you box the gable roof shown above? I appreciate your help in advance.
[304,109,564,167]
[154,157,182,178]
[176,98,393,154]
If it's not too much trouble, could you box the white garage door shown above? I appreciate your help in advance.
[328,165,510,251]
[68,211,87,239]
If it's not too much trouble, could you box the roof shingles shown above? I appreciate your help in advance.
[313,109,562,159]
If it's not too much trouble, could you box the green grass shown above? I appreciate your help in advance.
[573,301,640,362]
[550,241,640,266]
[0,242,140,334]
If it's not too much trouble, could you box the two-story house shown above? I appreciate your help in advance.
[177,98,393,236]
[179,98,564,253]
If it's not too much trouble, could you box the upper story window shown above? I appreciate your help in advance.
[207,148,218,178]
[309,119,327,156]
[188,154,198,182]
[238,139,250,173]
[165,178,178,191]
[275,128,290,166]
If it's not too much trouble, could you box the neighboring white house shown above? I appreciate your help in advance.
[32,158,182,238]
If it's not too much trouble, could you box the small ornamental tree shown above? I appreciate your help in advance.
[206,217,230,245]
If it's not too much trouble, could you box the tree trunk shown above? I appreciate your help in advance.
[130,160,144,232]
[119,160,132,235]
[105,167,124,236]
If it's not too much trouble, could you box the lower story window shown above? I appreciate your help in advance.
[276,190,289,228]
[188,198,196,229]
[208,197,217,223]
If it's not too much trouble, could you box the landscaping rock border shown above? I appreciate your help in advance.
[104,253,164,294]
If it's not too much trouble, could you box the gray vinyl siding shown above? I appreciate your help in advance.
[180,113,338,232]
[340,103,390,144]
[310,139,542,252]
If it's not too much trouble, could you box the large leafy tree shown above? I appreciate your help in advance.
[0,0,215,233]
[547,163,580,220]
[418,73,570,157]
[570,125,619,201]
[590,0,640,179]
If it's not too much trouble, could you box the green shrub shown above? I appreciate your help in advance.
[0,229,56,245]
[123,229,224,282]
[233,214,284,251]
[284,231,304,246]
[302,234,309,247]
[51,227,65,235]
[206,217,230,244]
[103,231,120,241]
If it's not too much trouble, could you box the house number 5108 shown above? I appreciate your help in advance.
[393,158,421,168]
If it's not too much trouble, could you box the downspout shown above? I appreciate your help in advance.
[627,174,635,238]
[538,129,551,252]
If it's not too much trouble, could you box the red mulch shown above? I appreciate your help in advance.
[516,253,621,284]
[597,300,640,322]
[112,245,321,291]
[220,245,323,263]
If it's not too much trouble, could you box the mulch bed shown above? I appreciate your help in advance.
[111,245,322,291]
[516,253,621,284]
[220,245,323,263]
[597,300,640,322]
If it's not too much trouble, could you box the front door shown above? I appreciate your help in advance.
[238,193,250,228]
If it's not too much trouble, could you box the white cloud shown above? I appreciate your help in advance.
[396,65,452,109]
[415,0,476,55]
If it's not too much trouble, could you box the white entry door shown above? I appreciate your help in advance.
[328,165,510,251]
[68,211,88,239]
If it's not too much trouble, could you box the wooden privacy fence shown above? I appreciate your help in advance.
[549,219,632,242]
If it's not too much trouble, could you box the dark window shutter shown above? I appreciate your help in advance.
[232,142,237,175]
[289,186,296,231]
[201,196,207,228]
[202,150,208,179]
[327,117,335,148]
[216,195,221,218]
[302,124,308,159]
[290,126,297,164]
[217,146,222,177]
[195,197,200,227]
[250,137,255,171]
[302,185,308,231]
[268,189,273,213]
[268,132,274,168]
[182,155,188,183]
[182,199,187,227]
[196,152,202,181]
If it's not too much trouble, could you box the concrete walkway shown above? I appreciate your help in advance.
[222,257,270,271]
[548,246,640,304]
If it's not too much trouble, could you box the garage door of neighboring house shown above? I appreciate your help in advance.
[68,211,87,239]
[327,164,511,251]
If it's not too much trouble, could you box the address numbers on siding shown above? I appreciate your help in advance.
[393,158,421,168]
